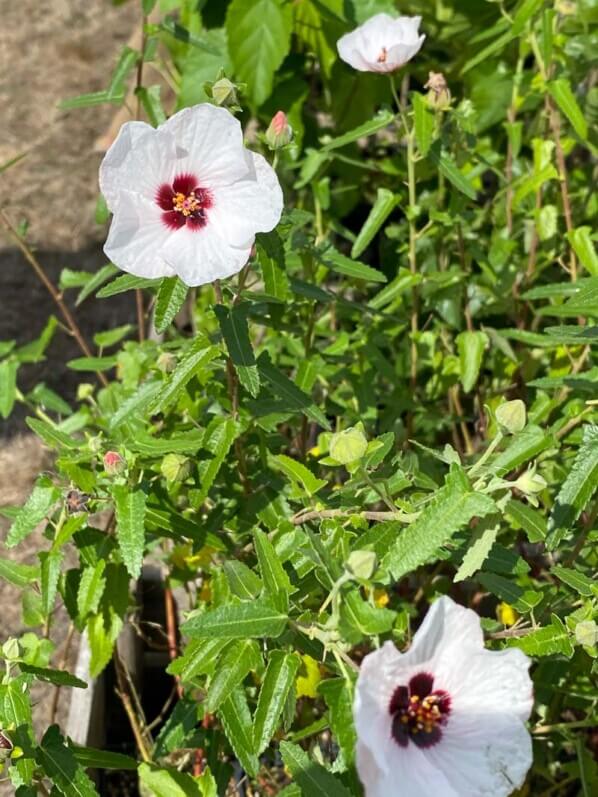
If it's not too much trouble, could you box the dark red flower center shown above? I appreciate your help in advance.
[389,672,451,748]
[156,173,212,231]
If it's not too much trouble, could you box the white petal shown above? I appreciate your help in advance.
[99,121,154,212]
[336,31,372,71]
[209,151,283,246]
[103,190,174,279]
[427,712,532,797]
[387,36,425,68]
[159,104,249,188]
[405,596,485,666]
[357,738,459,797]
[336,13,424,73]
[159,222,251,287]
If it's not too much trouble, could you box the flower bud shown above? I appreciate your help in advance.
[424,71,451,111]
[157,352,177,373]
[346,550,377,580]
[161,453,192,483]
[210,77,239,108]
[329,425,368,465]
[103,451,125,476]
[575,620,598,648]
[1,638,19,661]
[514,466,547,496]
[265,111,293,150]
[77,383,94,401]
[495,399,526,435]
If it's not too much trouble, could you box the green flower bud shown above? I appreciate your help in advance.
[424,71,451,111]
[211,77,239,107]
[157,352,177,373]
[514,466,547,495]
[161,453,192,483]
[77,383,94,401]
[1,638,19,661]
[495,400,526,435]
[346,550,377,580]
[329,425,368,465]
[575,620,598,648]
[265,111,293,150]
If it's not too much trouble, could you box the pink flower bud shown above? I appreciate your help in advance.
[103,451,125,475]
[266,111,293,150]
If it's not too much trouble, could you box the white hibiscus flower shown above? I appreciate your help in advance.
[99,104,283,287]
[354,596,533,797]
[337,13,425,74]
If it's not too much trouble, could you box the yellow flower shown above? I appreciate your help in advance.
[374,588,390,608]
[308,446,321,458]
[199,579,212,603]
[497,602,518,627]
[296,654,322,699]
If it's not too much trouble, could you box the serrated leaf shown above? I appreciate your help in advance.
[568,227,598,277]
[253,651,300,755]
[0,359,18,418]
[224,560,263,599]
[280,741,353,797]
[19,664,87,689]
[219,687,259,776]
[181,600,288,639]
[36,725,99,797]
[75,264,118,306]
[412,91,435,156]
[71,746,137,770]
[429,144,477,200]
[272,454,327,496]
[7,476,59,548]
[258,352,330,430]
[0,557,38,588]
[196,417,240,504]
[226,0,293,106]
[549,79,588,141]
[154,277,189,333]
[254,529,292,610]
[26,417,79,450]
[149,340,219,412]
[490,425,554,477]
[551,565,594,596]
[107,46,139,100]
[547,425,598,548]
[351,188,398,259]
[77,561,107,621]
[215,304,260,397]
[112,485,146,578]
[505,499,547,542]
[383,466,496,579]
[456,330,488,393]
[167,638,230,681]
[97,273,158,298]
[454,517,500,582]
[511,615,574,658]
[318,678,356,766]
[153,699,199,759]
[40,550,63,616]
[207,639,260,712]
[258,233,290,301]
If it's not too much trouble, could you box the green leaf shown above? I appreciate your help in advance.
[272,454,327,496]
[196,417,240,504]
[383,466,496,579]
[280,741,353,797]
[258,353,331,430]
[59,90,123,109]
[168,638,230,682]
[456,331,488,393]
[19,664,87,689]
[0,557,38,588]
[139,763,202,797]
[154,277,189,333]
[93,324,134,348]
[112,485,147,578]
[490,425,554,477]
[70,746,137,770]
[0,359,18,418]
[218,688,259,777]
[549,79,588,141]
[7,476,59,548]
[512,615,574,658]
[505,499,547,542]
[107,46,139,100]
[182,600,288,639]
[153,699,199,759]
[317,245,387,283]
[412,92,435,157]
[149,340,219,412]
[26,417,79,450]
[340,589,396,643]
[320,109,395,151]
[215,304,260,397]
[318,678,356,766]
[97,273,158,298]
[224,560,263,599]
[568,227,598,276]
[351,188,398,259]
[547,425,598,548]
[429,144,477,200]
[207,639,261,712]
[36,725,99,797]
[254,529,293,610]
[258,233,290,301]
[454,517,500,582]
[77,561,107,621]
[136,85,167,126]
[478,572,523,605]
[253,651,300,755]
[226,0,293,106]
[551,565,595,596]
[40,550,63,616]
[68,356,117,372]
[75,264,118,306]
